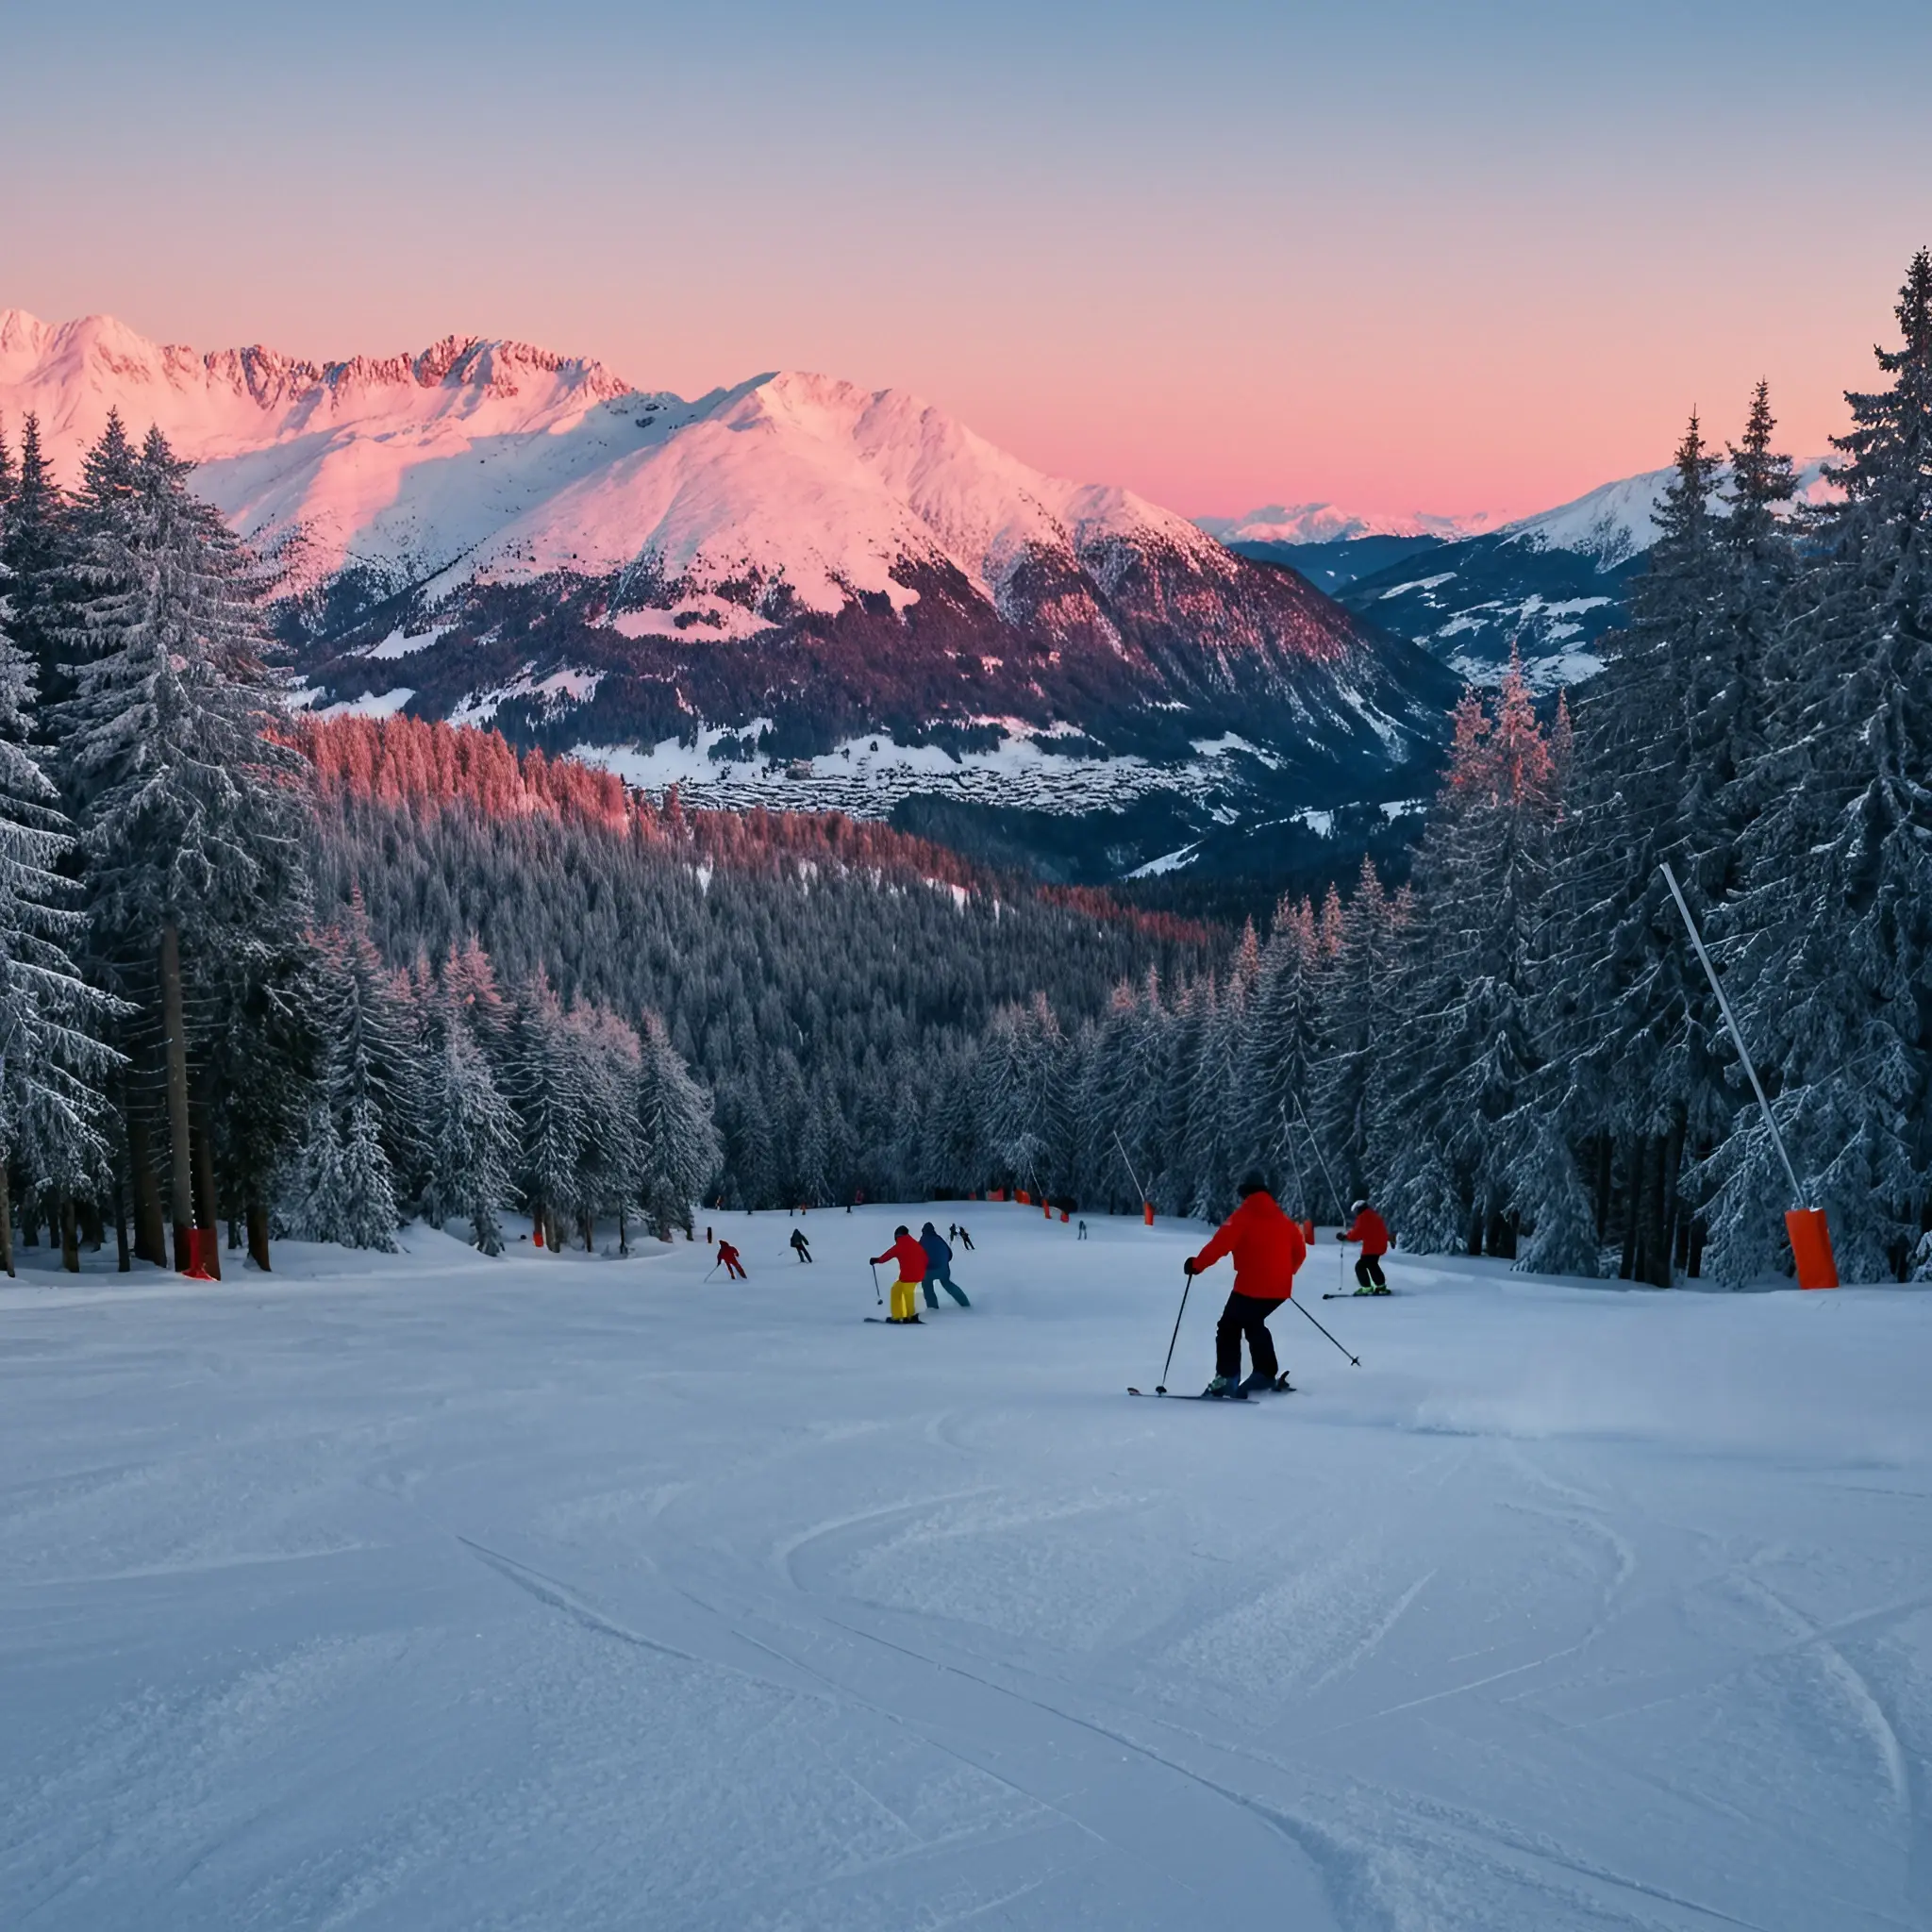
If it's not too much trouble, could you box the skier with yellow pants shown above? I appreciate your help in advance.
[872,1225,930,1323]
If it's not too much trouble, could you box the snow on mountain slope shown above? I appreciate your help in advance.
[1499,456,1834,565]
[1,310,1460,883]
[1197,502,1500,545]
[1339,455,1839,691]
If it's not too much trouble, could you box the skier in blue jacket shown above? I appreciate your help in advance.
[920,1222,970,1308]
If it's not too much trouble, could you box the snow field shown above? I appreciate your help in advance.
[4,1206,1931,1930]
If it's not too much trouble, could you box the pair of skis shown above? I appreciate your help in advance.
[1127,1374,1293,1400]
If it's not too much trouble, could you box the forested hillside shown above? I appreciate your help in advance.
[998,255,1932,1286]
[4,251,1930,1288]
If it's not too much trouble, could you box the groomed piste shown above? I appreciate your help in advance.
[4,1204,1930,1930]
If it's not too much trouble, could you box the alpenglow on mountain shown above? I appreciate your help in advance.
[0,308,1458,887]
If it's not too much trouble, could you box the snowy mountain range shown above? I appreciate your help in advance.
[1208,460,1834,690]
[0,309,1457,886]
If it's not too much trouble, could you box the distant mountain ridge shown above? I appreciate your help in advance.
[1205,458,1833,689]
[0,309,1458,891]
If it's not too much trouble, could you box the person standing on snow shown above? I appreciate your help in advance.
[919,1222,969,1308]
[790,1228,813,1264]
[955,1224,974,1252]
[1186,1174,1306,1397]
[1339,1200,1391,1294]
[716,1239,747,1281]
[872,1225,929,1323]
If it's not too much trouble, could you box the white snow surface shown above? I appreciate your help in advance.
[6,1206,1931,1930]
[0,311,1230,613]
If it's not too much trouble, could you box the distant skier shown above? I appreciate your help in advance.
[920,1222,969,1308]
[790,1228,813,1264]
[1186,1174,1307,1397]
[956,1224,975,1252]
[1077,1219,1089,1240]
[872,1225,928,1323]
[1339,1200,1391,1294]
[716,1239,747,1281]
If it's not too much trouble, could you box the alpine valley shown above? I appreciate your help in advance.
[0,308,1808,895]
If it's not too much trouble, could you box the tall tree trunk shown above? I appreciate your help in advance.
[617,1206,629,1257]
[1618,1136,1644,1279]
[60,1197,80,1274]
[247,1198,271,1273]
[81,1199,104,1251]
[191,1101,221,1281]
[159,921,195,1272]
[129,1114,165,1265]
[114,1178,131,1274]
[1657,1112,1686,1288]
[1593,1134,1614,1243]
[1640,1132,1672,1288]
[20,1200,37,1247]
[0,1165,12,1277]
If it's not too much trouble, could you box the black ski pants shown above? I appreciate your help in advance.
[1355,1254,1387,1291]
[1215,1291,1282,1380]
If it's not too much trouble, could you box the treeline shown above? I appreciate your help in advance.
[994,252,1932,1286]
[0,425,892,1270]
[308,717,1216,1213]
[0,413,1214,1271]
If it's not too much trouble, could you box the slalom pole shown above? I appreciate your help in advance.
[1288,1291,1360,1367]
[1152,1264,1196,1395]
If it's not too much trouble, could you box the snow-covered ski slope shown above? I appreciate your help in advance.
[5,1206,1930,1931]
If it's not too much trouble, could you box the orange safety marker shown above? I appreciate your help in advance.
[1786,1209,1839,1290]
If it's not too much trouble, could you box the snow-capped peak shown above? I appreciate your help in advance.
[1197,502,1502,546]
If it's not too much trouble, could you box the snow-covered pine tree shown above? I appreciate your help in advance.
[1522,413,1733,1284]
[281,909,420,1251]
[1709,251,1932,1282]
[55,425,309,1271]
[422,1015,516,1255]
[634,1008,721,1239]
[507,969,583,1249]
[566,1001,642,1248]
[0,578,125,1273]
[0,415,70,723]
[1232,899,1317,1212]
[1382,656,1560,1257]
[1308,858,1400,1213]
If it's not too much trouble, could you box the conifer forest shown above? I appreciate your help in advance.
[2,253,1930,1289]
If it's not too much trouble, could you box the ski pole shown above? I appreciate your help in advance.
[1152,1264,1196,1395]
[1289,1291,1360,1367]
[703,1260,721,1283]
[870,1260,882,1307]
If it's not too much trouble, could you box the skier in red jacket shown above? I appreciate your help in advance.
[872,1225,929,1323]
[1186,1175,1306,1397]
[716,1239,746,1281]
[1340,1200,1391,1294]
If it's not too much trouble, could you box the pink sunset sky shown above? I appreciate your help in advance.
[6,0,1929,522]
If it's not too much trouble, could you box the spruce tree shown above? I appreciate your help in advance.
[1712,251,1932,1281]
[56,426,309,1270]
[423,1017,516,1254]
[634,1009,721,1238]
[0,592,125,1273]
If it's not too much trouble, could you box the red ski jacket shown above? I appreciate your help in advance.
[1342,1208,1390,1257]
[1191,1192,1306,1302]
[873,1234,928,1281]
[716,1241,741,1263]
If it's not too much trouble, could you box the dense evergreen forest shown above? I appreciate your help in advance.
[1028,254,1932,1286]
[2,250,1928,1286]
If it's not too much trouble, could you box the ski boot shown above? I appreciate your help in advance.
[1237,1368,1279,1396]
[1202,1374,1247,1399]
